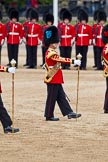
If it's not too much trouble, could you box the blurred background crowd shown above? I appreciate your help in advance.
[0,0,107,18]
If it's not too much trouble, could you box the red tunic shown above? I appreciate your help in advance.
[95,24,105,47]
[58,23,75,46]
[102,44,108,71]
[6,21,23,44]
[45,47,72,84]
[0,66,7,93]
[75,23,92,46]
[0,22,6,45]
[24,22,42,46]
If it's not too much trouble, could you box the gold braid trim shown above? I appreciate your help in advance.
[0,66,7,72]
[47,48,58,59]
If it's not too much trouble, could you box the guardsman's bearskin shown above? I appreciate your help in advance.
[93,10,100,21]
[25,7,33,19]
[97,10,106,22]
[45,13,54,25]
[44,26,59,46]
[62,10,72,22]
[59,8,68,20]
[30,9,38,21]
[78,9,88,22]
[10,9,19,21]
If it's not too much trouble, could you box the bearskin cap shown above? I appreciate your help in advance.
[44,13,54,24]
[62,10,72,22]
[102,24,108,44]
[10,9,19,21]
[93,10,100,21]
[25,8,33,19]
[8,7,16,19]
[59,8,68,20]
[97,10,107,22]
[78,9,88,22]
[30,9,38,21]
[44,26,59,46]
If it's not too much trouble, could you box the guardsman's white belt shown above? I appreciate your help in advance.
[61,35,72,38]
[9,32,19,35]
[78,34,89,37]
[28,34,38,37]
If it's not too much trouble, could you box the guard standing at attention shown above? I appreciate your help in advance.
[6,9,23,68]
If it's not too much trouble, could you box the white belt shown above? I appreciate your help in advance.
[28,34,38,37]
[0,34,2,36]
[97,35,102,38]
[78,34,89,37]
[61,35,72,38]
[49,66,53,68]
[9,32,19,35]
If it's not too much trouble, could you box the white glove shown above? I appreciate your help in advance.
[1,39,4,46]
[71,37,75,46]
[38,39,42,45]
[23,37,26,44]
[8,67,16,73]
[74,60,81,66]
[19,39,23,44]
[89,39,92,45]
[92,39,95,45]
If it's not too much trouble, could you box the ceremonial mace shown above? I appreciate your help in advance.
[76,53,82,121]
[10,59,16,133]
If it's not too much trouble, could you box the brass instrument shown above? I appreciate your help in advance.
[44,62,61,83]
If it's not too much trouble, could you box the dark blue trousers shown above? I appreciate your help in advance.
[0,95,12,129]
[45,84,73,118]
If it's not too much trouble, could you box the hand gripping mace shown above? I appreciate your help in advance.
[10,59,16,133]
[76,53,82,121]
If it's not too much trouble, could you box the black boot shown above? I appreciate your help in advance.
[4,126,20,133]
[68,112,81,119]
[46,117,59,121]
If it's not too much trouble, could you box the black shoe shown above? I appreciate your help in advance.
[68,112,81,119]
[23,64,28,66]
[104,110,108,113]
[93,65,97,68]
[4,126,20,133]
[46,117,59,121]
[26,66,36,69]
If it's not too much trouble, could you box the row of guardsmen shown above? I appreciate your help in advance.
[0,7,107,69]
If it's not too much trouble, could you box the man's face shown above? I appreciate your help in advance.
[81,20,86,25]
[11,18,17,23]
[100,20,105,26]
[47,21,52,26]
[63,19,69,24]
[31,19,36,23]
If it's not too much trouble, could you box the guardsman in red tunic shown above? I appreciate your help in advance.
[23,8,32,67]
[24,9,42,68]
[58,10,75,70]
[93,10,106,70]
[92,10,100,68]
[6,9,23,68]
[102,24,108,113]
[0,65,19,133]
[75,9,92,70]
[43,26,81,121]
[41,13,54,66]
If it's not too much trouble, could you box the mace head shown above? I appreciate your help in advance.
[77,53,82,60]
[10,59,16,67]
